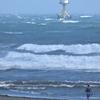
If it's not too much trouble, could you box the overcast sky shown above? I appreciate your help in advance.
[0,0,100,14]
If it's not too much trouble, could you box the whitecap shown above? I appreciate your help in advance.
[59,84,74,88]
[32,87,46,90]
[65,80,100,84]
[17,43,100,54]
[58,18,64,21]
[38,23,47,25]
[0,83,14,87]
[5,32,13,34]
[45,18,53,21]
[62,20,79,23]
[26,22,35,24]
[31,91,41,95]
[5,32,23,34]
[0,51,100,70]
[17,16,22,19]
[80,15,93,18]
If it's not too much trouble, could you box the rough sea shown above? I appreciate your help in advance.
[0,14,100,100]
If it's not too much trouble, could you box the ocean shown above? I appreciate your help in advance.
[0,14,100,100]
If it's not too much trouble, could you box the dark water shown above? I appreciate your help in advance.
[0,14,100,100]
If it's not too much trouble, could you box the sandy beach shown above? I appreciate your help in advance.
[0,95,58,100]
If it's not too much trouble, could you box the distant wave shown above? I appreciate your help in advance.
[1,80,100,89]
[4,32,23,34]
[62,20,79,23]
[38,23,47,26]
[17,43,100,54]
[0,51,100,70]
[44,18,53,21]
[26,22,35,24]
[80,15,93,18]
[17,15,23,19]
[65,80,100,84]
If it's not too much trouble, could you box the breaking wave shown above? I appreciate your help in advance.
[17,43,100,54]
[0,51,100,70]
[1,80,100,89]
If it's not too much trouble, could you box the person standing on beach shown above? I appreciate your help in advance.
[84,85,93,100]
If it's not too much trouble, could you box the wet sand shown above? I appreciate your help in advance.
[0,95,58,100]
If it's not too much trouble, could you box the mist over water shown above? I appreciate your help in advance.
[0,14,100,99]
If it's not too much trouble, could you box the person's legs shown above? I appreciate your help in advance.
[87,97,90,100]
[86,92,90,100]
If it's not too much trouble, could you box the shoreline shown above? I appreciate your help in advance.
[0,94,58,100]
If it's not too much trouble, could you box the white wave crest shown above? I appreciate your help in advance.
[5,32,23,34]
[80,15,93,18]
[44,18,53,21]
[17,16,23,19]
[38,23,47,26]
[65,80,100,84]
[0,51,100,70]
[26,22,35,24]
[50,84,74,88]
[0,83,14,87]
[17,43,100,54]
[59,84,74,88]
[62,20,79,23]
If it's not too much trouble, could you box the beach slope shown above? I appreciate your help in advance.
[0,95,56,100]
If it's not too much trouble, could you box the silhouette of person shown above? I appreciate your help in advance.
[84,85,93,100]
